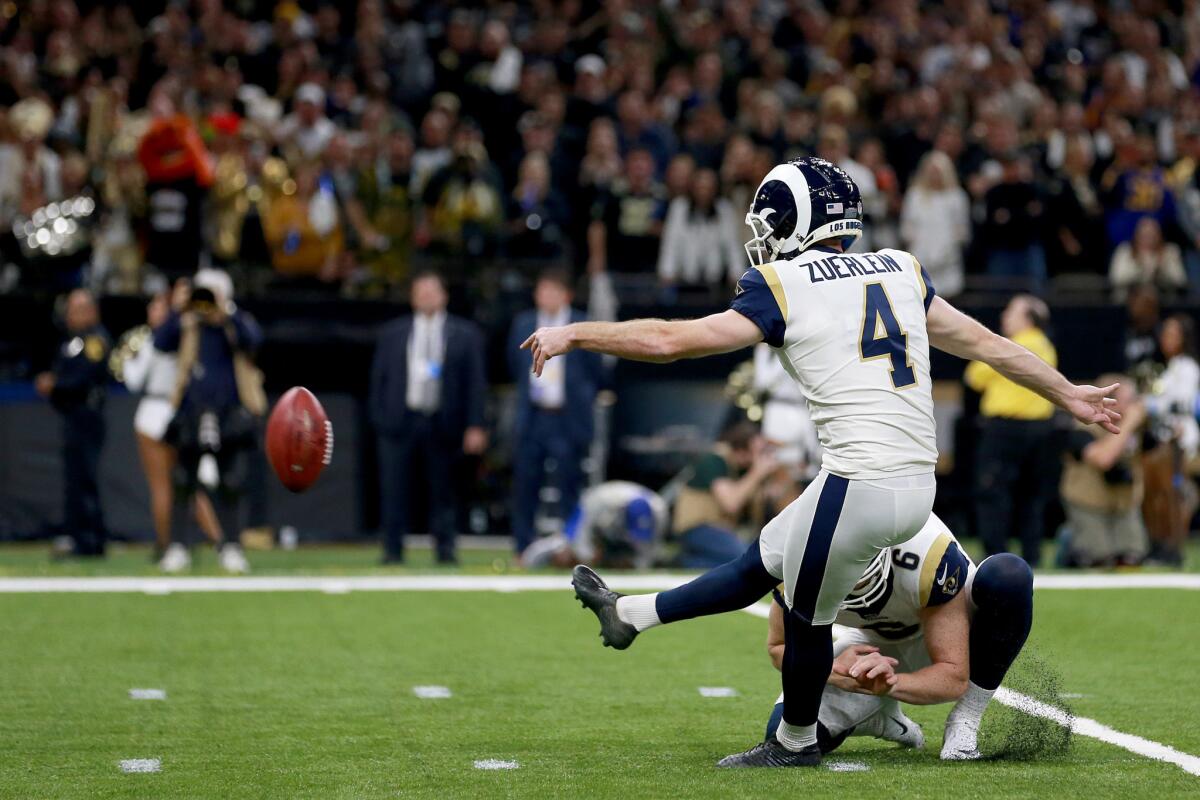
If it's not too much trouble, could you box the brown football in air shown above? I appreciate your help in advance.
[266,387,333,493]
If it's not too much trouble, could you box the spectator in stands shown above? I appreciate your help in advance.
[418,120,504,257]
[353,128,416,292]
[35,289,109,557]
[965,294,1058,566]
[370,270,488,564]
[262,161,345,287]
[587,147,666,275]
[817,125,880,252]
[900,151,970,299]
[657,168,742,288]
[1101,132,1176,249]
[577,118,623,202]
[506,151,568,261]
[664,153,696,202]
[411,107,454,196]
[507,268,602,555]
[615,89,675,174]
[0,97,60,234]
[153,269,262,574]
[670,421,776,568]
[275,82,338,160]
[1109,217,1187,301]
[978,153,1047,287]
[1044,133,1106,277]
[1060,376,1149,567]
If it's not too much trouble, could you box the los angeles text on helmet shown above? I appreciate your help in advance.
[804,249,904,284]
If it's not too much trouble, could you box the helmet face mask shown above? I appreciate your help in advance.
[743,157,864,266]
[841,547,892,611]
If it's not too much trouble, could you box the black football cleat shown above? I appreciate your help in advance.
[716,739,822,768]
[571,565,638,650]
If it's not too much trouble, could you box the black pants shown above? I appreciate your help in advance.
[975,417,1056,566]
[62,410,106,555]
[168,406,256,546]
[378,413,457,561]
[511,409,585,554]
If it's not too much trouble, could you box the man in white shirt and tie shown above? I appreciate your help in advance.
[370,271,489,564]
[507,269,604,554]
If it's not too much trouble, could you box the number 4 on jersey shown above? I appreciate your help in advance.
[860,283,916,389]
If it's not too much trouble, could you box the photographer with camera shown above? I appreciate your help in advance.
[153,269,264,573]
[1060,376,1149,567]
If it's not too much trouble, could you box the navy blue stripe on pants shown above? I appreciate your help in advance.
[790,474,850,623]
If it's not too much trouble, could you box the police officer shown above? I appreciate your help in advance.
[35,289,111,557]
[153,269,265,573]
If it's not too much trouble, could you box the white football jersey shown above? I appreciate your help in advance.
[834,513,975,643]
[731,246,938,478]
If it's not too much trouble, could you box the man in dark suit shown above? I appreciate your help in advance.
[370,271,488,564]
[507,269,603,554]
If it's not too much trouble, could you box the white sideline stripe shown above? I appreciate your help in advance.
[119,758,161,773]
[412,685,452,699]
[994,688,1200,777]
[0,572,1195,594]
[129,688,166,700]
[698,686,739,697]
[473,759,519,770]
[739,604,1200,777]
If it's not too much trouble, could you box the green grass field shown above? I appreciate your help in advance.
[0,542,1198,799]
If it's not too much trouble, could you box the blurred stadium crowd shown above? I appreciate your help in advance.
[2,0,1199,570]
[5,0,1200,298]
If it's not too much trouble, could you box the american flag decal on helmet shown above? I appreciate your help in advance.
[826,202,843,214]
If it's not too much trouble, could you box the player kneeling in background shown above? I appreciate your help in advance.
[759,516,1033,761]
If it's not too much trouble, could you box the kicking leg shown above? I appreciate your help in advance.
[942,553,1034,760]
[571,537,777,649]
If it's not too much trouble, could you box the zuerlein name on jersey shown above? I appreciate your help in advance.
[805,250,905,284]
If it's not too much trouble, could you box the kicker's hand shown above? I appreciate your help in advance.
[521,326,575,376]
[1064,382,1122,434]
[845,651,900,696]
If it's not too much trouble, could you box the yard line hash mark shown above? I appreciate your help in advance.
[698,687,739,697]
[128,688,166,700]
[473,759,519,770]
[413,685,452,699]
[119,759,161,773]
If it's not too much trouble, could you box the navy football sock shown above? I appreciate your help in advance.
[654,538,778,623]
[969,553,1034,690]
[781,610,834,728]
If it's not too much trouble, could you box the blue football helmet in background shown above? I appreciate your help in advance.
[743,157,864,266]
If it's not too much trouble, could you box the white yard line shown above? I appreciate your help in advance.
[0,572,1196,593]
[739,602,1200,778]
[994,688,1200,777]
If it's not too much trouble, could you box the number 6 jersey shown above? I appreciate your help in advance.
[731,245,938,479]
[834,514,975,643]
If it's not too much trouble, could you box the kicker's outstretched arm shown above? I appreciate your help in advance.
[926,296,1121,433]
[521,310,763,376]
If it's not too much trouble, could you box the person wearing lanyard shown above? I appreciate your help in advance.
[507,269,603,555]
[370,271,488,564]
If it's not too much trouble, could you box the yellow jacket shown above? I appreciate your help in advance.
[964,327,1057,420]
